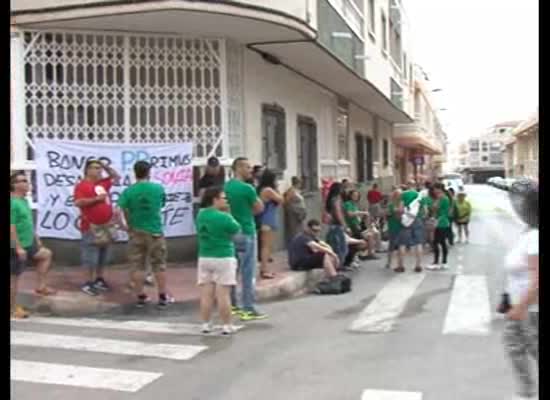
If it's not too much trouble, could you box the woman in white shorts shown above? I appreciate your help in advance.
[196,187,241,335]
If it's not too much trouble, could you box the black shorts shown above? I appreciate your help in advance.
[291,252,325,271]
[10,240,40,276]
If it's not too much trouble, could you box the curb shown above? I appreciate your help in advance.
[18,270,326,316]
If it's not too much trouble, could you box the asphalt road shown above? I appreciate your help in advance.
[11,184,530,400]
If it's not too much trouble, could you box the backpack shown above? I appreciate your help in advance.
[401,194,422,228]
[314,275,352,295]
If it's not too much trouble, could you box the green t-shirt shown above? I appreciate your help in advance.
[10,196,34,248]
[224,179,259,236]
[196,207,241,258]
[418,196,432,219]
[343,201,361,228]
[387,203,402,234]
[436,196,451,228]
[455,200,472,223]
[118,181,166,235]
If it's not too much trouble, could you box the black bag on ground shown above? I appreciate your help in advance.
[314,275,352,295]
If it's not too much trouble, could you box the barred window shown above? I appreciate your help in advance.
[297,116,319,192]
[23,31,226,161]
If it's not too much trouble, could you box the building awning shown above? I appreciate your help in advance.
[249,41,413,124]
[11,0,316,44]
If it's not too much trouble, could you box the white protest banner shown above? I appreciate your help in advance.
[35,139,195,240]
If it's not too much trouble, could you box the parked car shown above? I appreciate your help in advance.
[487,177,500,186]
[440,173,464,193]
[501,178,517,191]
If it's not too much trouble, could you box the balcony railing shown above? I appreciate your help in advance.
[327,0,365,39]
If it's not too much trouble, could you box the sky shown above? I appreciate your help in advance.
[405,0,539,145]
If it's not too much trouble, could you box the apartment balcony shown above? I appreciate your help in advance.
[393,122,442,155]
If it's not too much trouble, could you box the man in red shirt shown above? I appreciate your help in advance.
[74,159,120,296]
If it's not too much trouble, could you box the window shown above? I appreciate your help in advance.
[380,12,388,52]
[499,128,507,134]
[262,104,286,173]
[337,99,350,160]
[383,139,389,167]
[297,116,319,192]
[481,142,488,152]
[469,140,480,152]
[22,31,227,161]
[389,20,402,68]
[490,141,501,151]
[403,53,408,79]
[368,0,376,35]
[482,156,488,162]
[490,153,503,165]
[356,134,374,182]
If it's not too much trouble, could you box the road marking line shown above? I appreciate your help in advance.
[443,275,491,336]
[12,331,207,361]
[11,360,161,392]
[350,273,426,333]
[14,317,243,336]
[361,389,422,400]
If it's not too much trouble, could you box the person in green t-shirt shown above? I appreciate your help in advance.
[427,183,451,270]
[224,157,267,321]
[343,190,378,264]
[10,171,56,319]
[455,191,472,243]
[118,161,169,309]
[343,190,368,237]
[386,187,403,270]
[196,187,241,335]
[396,181,425,273]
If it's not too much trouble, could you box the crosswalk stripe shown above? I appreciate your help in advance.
[12,331,207,361]
[350,273,426,333]
[14,317,243,336]
[443,275,491,336]
[11,360,162,392]
[361,389,422,399]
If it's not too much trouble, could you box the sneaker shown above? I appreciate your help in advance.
[221,325,235,335]
[201,322,212,334]
[427,264,440,271]
[414,266,423,273]
[239,309,268,321]
[440,264,449,270]
[144,274,155,286]
[231,306,243,316]
[157,294,170,309]
[81,282,99,296]
[136,294,148,308]
[393,266,405,273]
[93,277,110,292]
[12,305,30,319]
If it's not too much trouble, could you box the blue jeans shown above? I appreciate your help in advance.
[326,225,348,269]
[230,233,257,312]
[81,231,111,271]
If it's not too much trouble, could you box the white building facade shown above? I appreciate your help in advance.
[11,0,415,262]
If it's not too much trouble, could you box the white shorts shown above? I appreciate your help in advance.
[197,257,237,286]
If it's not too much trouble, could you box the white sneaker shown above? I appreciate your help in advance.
[440,264,449,270]
[427,264,440,271]
[222,325,235,335]
[201,322,212,334]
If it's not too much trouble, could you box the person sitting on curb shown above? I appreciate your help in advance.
[288,219,339,279]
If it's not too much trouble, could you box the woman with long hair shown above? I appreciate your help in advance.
[257,169,284,279]
[502,180,538,399]
[196,187,241,335]
[325,182,348,269]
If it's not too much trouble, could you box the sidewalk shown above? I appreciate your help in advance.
[16,251,324,316]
